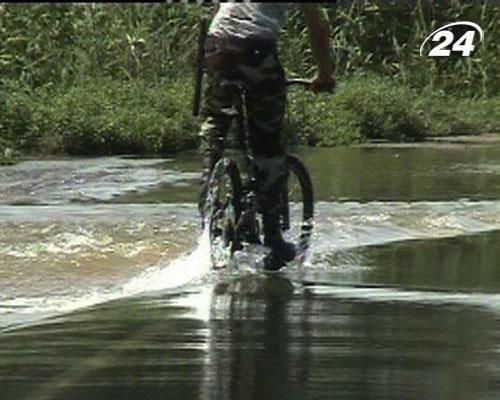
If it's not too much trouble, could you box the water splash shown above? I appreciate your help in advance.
[0,228,211,331]
[3,200,500,331]
[122,227,212,294]
[0,157,199,205]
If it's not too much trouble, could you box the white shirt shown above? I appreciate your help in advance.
[209,3,289,41]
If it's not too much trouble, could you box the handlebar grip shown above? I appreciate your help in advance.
[286,79,311,88]
[286,78,335,93]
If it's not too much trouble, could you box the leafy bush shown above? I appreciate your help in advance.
[414,89,500,136]
[44,78,199,155]
[1,74,497,163]
[287,74,427,145]
[0,77,199,157]
[0,2,498,163]
[0,79,41,152]
[286,74,499,145]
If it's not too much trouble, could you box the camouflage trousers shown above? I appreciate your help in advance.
[199,37,288,216]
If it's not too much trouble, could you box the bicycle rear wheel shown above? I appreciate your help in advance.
[207,158,243,269]
[280,154,314,260]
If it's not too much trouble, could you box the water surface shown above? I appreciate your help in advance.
[1,144,500,399]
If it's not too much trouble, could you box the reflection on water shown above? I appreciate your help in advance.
[1,144,500,399]
[298,145,500,202]
[201,278,500,400]
[1,270,499,400]
[359,230,500,292]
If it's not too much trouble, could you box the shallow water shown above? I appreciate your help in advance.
[1,144,500,399]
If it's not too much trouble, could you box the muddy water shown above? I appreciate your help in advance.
[1,144,500,400]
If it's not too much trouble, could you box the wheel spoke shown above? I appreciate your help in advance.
[282,155,314,261]
[208,159,242,269]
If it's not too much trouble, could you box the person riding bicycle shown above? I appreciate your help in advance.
[199,3,335,270]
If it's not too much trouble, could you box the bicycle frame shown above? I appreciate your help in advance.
[223,82,260,237]
[219,79,311,238]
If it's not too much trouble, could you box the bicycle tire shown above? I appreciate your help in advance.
[207,158,243,269]
[281,154,314,259]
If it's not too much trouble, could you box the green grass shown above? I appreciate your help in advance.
[286,73,499,146]
[0,2,499,163]
[2,74,498,165]
[1,77,199,158]
[1,2,498,95]
[414,88,500,136]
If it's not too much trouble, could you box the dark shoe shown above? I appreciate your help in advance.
[241,229,262,245]
[263,254,284,271]
[264,234,296,268]
[262,213,296,270]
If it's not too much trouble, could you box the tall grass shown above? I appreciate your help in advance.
[0,2,498,161]
[281,0,499,97]
[0,4,206,87]
[0,2,498,95]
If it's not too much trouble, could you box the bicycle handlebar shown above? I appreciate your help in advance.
[286,78,335,93]
[220,78,333,95]
[286,78,311,88]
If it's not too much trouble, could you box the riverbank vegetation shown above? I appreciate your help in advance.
[1,2,499,163]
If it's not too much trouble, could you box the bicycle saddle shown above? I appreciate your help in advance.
[219,79,248,117]
[220,79,247,93]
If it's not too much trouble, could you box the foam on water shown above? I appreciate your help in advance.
[0,157,199,205]
[122,227,212,293]
[0,228,212,332]
[310,200,500,256]
[2,200,500,332]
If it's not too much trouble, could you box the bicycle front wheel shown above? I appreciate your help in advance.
[280,154,314,259]
[207,158,243,269]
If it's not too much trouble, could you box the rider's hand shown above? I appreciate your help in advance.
[310,74,335,94]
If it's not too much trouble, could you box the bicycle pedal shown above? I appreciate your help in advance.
[220,107,239,117]
[262,253,286,271]
[240,232,261,245]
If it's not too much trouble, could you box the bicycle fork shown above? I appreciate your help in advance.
[235,180,261,245]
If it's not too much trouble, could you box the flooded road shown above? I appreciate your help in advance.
[1,145,500,399]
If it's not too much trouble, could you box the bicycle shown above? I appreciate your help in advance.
[202,78,315,270]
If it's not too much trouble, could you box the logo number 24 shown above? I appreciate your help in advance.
[420,22,484,57]
[429,30,476,57]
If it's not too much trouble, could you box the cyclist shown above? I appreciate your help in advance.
[199,3,335,270]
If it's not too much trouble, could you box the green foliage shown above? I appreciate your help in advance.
[415,89,500,136]
[329,74,426,142]
[0,4,207,87]
[322,0,500,97]
[286,74,425,145]
[286,74,498,146]
[0,80,39,152]
[1,3,498,95]
[44,78,198,155]
[0,138,16,165]
[0,2,499,161]
[1,75,498,161]
[285,88,361,146]
[1,78,198,157]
